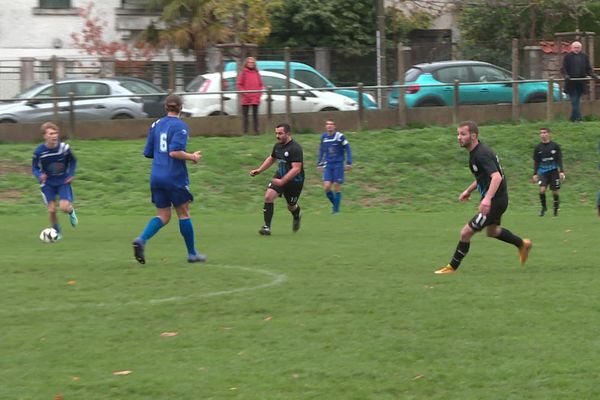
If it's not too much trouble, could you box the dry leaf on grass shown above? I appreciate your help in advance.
[263,315,273,321]
[67,280,76,285]
[112,370,132,376]
[160,331,178,337]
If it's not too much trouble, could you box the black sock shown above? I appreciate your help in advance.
[495,228,523,248]
[263,203,274,227]
[291,205,301,218]
[540,193,547,210]
[553,194,559,212]
[450,241,470,269]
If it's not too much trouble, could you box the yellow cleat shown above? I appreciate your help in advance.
[434,264,456,274]
[519,239,532,265]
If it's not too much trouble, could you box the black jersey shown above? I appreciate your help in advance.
[533,141,563,175]
[271,139,304,183]
[469,141,507,200]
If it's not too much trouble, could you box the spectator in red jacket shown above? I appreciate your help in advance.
[237,57,264,134]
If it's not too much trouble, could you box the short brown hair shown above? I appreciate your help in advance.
[459,120,479,136]
[539,127,550,133]
[276,123,291,134]
[165,94,183,113]
[40,121,58,134]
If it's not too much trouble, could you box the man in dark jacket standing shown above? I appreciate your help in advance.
[561,41,597,122]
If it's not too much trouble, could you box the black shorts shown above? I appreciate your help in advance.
[468,195,508,231]
[539,169,561,190]
[268,181,303,206]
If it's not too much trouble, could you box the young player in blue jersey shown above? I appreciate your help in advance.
[132,94,206,264]
[250,123,304,235]
[317,119,352,213]
[435,121,532,274]
[532,127,565,217]
[32,122,78,239]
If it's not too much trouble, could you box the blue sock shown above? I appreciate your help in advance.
[326,190,335,205]
[140,217,164,243]
[334,192,342,212]
[53,223,61,233]
[179,218,197,256]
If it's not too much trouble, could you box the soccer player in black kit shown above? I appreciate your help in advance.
[533,127,565,217]
[435,121,532,274]
[250,123,304,235]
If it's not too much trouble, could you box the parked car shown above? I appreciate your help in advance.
[111,76,172,118]
[387,60,563,108]
[224,61,378,109]
[0,78,147,123]
[183,70,358,117]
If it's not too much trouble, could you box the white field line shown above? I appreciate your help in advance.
[4,264,287,314]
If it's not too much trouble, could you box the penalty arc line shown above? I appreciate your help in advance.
[4,264,287,314]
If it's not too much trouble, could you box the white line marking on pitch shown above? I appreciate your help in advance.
[6,264,287,314]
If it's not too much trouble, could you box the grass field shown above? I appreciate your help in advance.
[1,121,599,399]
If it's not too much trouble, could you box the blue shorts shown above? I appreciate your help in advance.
[151,187,194,208]
[323,162,345,184]
[41,183,73,205]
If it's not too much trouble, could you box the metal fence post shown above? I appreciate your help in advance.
[68,91,75,139]
[266,86,273,123]
[284,47,291,124]
[547,79,554,122]
[358,82,364,130]
[396,42,407,127]
[512,38,520,122]
[452,79,459,125]
[51,55,59,125]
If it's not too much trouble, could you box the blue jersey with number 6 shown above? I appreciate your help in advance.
[144,116,190,189]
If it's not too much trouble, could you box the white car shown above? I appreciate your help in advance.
[183,70,358,116]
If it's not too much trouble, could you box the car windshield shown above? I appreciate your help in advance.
[186,76,208,92]
[294,70,332,88]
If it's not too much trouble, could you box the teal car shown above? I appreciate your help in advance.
[388,60,563,108]
[224,60,378,109]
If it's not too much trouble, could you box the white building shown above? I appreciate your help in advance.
[0,0,192,97]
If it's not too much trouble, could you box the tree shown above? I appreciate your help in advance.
[71,2,156,60]
[457,0,597,68]
[148,0,278,73]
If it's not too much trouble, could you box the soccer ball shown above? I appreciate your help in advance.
[39,228,59,243]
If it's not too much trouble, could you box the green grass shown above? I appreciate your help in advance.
[1,122,599,399]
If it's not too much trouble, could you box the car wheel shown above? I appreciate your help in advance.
[416,98,445,107]
[0,119,17,123]
[319,107,339,112]
[525,93,547,103]
[209,111,228,116]
[112,114,134,119]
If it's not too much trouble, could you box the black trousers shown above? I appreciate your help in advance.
[242,104,259,134]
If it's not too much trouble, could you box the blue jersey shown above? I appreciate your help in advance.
[32,142,77,186]
[318,131,352,166]
[144,116,191,189]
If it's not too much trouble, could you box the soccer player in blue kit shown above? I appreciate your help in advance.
[318,119,352,213]
[32,122,78,239]
[250,123,304,235]
[435,121,532,274]
[132,94,206,264]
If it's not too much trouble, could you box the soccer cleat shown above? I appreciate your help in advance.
[187,253,207,263]
[519,239,532,265]
[132,238,146,264]
[258,225,271,236]
[69,209,78,227]
[292,211,301,232]
[434,264,456,274]
[56,233,63,241]
[553,208,559,217]
[538,208,546,217]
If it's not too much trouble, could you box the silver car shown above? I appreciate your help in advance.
[0,78,148,123]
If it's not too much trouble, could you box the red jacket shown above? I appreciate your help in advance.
[237,67,264,105]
